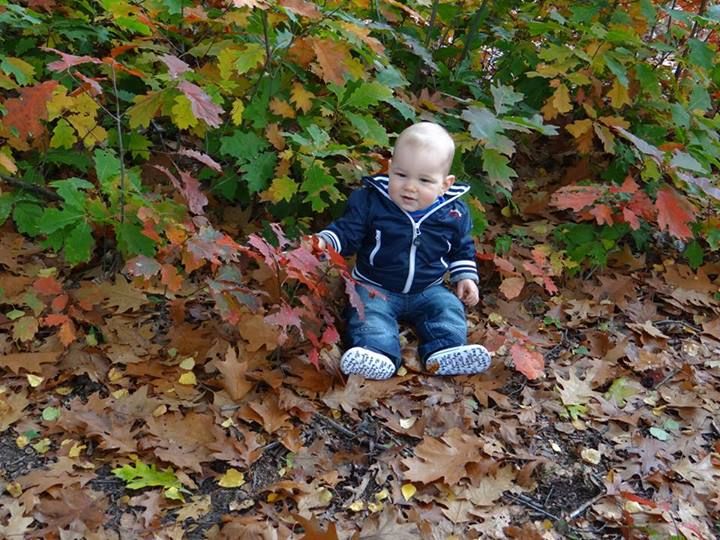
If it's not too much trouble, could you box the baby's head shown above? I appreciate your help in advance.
[393,122,455,176]
[388,122,456,212]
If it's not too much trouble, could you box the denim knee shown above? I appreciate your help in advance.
[345,284,402,362]
[411,286,468,359]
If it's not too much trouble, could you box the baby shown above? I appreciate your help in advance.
[316,122,491,379]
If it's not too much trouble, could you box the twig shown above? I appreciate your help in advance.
[0,174,61,201]
[503,492,562,521]
[314,412,356,439]
[653,367,681,390]
[568,492,606,520]
[109,64,127,225]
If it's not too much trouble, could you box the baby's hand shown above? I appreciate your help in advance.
[456,279,479,307]
[302,235,326,251]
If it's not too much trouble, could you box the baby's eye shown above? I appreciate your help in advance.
[421,178,433,183]
[396,173,406,178]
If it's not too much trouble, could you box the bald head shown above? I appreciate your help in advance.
[393,122,455,176]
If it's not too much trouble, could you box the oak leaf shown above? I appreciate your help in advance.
[0,499,33,538]
[0,389,29,432]
[279,0,321,19]
[102,276,149,313]
[655,187,695,240]
[154,165,208,216]
[160,54,190,79]
[550,184,602,212]
[216,346,254,401]
[269,97,296,119]
[311,38,350,86]
[290,82,314,113]
[401,427,483,484]
[356,505,419,539]
[499,276,524,300]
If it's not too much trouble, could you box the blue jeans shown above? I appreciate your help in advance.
[345,283,468,368]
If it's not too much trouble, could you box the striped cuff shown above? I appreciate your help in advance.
[449,260,478,283]
[317,230,341,252]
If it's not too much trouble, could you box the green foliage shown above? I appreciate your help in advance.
[112,461,185,500]
[0,0,718,273]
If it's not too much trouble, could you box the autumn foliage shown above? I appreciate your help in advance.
[0,0,719,538]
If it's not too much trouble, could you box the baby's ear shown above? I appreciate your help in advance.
[443,174,456,191]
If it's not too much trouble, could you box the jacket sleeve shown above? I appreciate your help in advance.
[315,188,369,256]
[447,205,479,284]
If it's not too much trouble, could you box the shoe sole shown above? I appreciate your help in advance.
[341,349,395,380]
[426,346,491,376]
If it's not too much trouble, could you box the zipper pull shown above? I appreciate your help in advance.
[413,226,421,246]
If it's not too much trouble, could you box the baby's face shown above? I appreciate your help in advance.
[388,143,454,212]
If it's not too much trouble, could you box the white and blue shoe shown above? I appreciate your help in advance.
[340,347,396,380]
[425,345,491,376]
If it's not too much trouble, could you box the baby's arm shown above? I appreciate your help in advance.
[314,188,369,256]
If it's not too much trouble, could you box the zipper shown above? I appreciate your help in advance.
[402,222,422,293]
[369,229,382,266]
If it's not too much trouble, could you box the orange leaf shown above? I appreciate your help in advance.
[510,344,544,379]
[278,0,321,19]
[160,264,183,292]
[34,276,63,295]
[589,203,614,225]
[215,346,254,401]
[655,187,695,241]
[0,81,58,151]
[311,38,350,86]
[290,82,314,113]
[265,123,285,150]
[269,98,295,119]
[550,185,603,212]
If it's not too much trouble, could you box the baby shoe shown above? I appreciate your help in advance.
[340,347,396,380]
[425,345,491,376]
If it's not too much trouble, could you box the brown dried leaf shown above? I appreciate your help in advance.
[401,427,483,484]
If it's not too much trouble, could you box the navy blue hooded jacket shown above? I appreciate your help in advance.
[317,175,479,294]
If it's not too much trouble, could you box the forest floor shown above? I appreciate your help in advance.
[1,222,719,540]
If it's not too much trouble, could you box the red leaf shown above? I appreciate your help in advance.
[178,149,222,172]
[321,325,340,346]
[610,175,639,194]
[622,208,641,230]
[125,255,162,279]
[589,203,614,225]
[160,264,183,293]
[42,47,102,71]
[34,276,63,295]
[159,54,190,79]
[42,314,69,327]
[154,165,208,215]
[550,184,603,212]
[74,71,104,96]
[655,187,695,240]
[510,344,544,379]
[177,80,223,127]
[51,294,69,312]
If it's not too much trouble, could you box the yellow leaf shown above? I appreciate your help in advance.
[290,82,314,113]
[599,115,630,129]
[218,468,246,488]
[6,482,22,498]
[593,123,616,153]
[69,442,86,458]
[32,438,51,454]
[565,119,593,139]
[374,488,389,501]
[401,483,416,501]
[68,113,107,148]
[265,123,285,150]
[26,374,43,387]
[16,435,29,448]
[171,95,198,130]
[368,501,383,512]
[231,99,245,125]
[153,404,167,417]
[269,98,295,119]
[551,83,573,114]
[178,372,197,385]
[112,389,128,399]
[0,151,18,174]
[608,79,631,109]
[318,488,333,504]
[46,86,73,120]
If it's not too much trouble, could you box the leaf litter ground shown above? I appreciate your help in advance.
[1,226,719,539]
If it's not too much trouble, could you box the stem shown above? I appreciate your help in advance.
[456,0,489,71]
[110,64,127,225]
[0,174,61,201]
[675,0,708,80]
[424,0,440,48]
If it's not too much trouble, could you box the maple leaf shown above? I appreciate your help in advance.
[178,148,223,172]
[401,427,483,484]
[42,47,102,71]
[655,187,695,240]
[159,53,190,79]
[510,344,544,380]
[177,80,223,127]
[0,80,58,150]
[311,38,350,86]
[125,254,162,279]
[551,184,603,212]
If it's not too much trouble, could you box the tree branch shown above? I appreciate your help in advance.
[0,174,61,202]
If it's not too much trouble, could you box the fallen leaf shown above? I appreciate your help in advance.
[402,427,483,484]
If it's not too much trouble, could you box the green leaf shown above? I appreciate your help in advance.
[13,202,43,236]
[112,461,183,499]
[689,84,711,112]
[171,95,197,130]
[345,112,389,146]
[386,98,416,121]
[604,376,637,407]
[94,149,121,193]
[42,406,60,422]
[37,208,83,235]
[116,222,156,257]
[649,426,670,441]
[220,130,268,162]
[50,119,77,149]
[670,103,690,129]
[635,63,659,97]
[49,178,94,209]
[491,84,524,115]
[482,148,517,191]
[670,151,707,173]
[345,82,393,109]
[0,193,13,225]
[241,151,277,193]
[604,54,628,87]
[688,39,714,70]
[235,44,265,74]
[64,221,94,265]
[376,64,409,88]
[684,240,703,270]
[301,163,341,212]
[462,107,515,155]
